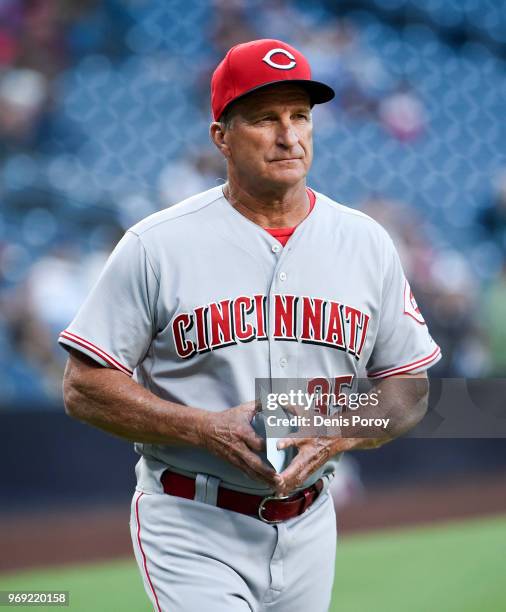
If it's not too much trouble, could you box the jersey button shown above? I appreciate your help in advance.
[272,243,281,253]
[279,357,288,367]
[279,272,287,281]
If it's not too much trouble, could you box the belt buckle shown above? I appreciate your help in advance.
[258,493,291,524]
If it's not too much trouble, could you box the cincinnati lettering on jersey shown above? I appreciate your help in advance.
[172,294,370,361]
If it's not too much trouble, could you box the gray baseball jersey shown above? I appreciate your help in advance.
[59,184,441,494]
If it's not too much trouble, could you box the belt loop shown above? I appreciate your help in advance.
[194,474,220,506]
[205,475,220,506]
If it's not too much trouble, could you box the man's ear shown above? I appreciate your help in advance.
[210,122,231,159]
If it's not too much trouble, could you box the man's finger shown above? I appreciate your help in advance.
[234,458,265,484]
[275,447,317,495]
[235,455,279,487]
[239,400,262,418]
[276,437,302,451]
[278,458,307,485]
[243,430,265,452]
[235,444,279,482]
[277,436,316,450]
[229,451,264,482]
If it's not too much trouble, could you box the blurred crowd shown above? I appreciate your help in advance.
[1,0,505,406]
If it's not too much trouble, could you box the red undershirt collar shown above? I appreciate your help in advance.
[264,187,316,246]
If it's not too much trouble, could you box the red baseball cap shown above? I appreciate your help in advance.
[211,39,335,121]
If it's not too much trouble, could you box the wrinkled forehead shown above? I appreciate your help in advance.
[228,83,312,118]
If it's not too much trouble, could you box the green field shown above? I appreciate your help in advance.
[1,515,504,612]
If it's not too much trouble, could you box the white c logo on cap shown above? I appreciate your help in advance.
[262,48,297,70]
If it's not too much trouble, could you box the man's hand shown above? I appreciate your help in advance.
[64,351,276,488]
[273,436,344,496]
[198,401,281,489]
[274,435,380,496]
[273,372,430,496]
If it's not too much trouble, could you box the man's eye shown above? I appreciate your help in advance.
[294,113,309,120]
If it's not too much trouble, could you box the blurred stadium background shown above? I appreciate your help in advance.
[0,0,505,610]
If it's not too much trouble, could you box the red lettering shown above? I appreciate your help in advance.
[324,302,345,348]
[356,313,370,358]
[233,296,255,342]
[194,305,209,352]
[273,294,298,340]
[301,297,325,342]
[172,313,195,359]
[209,300,234,348]
[254,294,267,339]
[345,306,362,354]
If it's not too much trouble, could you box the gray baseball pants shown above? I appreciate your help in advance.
[130,474,337,612]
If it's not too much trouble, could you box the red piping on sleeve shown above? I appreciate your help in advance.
[59,330,133,376]
[368,346,441,379]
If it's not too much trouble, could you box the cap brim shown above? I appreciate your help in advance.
[288,79,335,105]
[220,79,335,118]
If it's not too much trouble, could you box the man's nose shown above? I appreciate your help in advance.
[276,122,299,148]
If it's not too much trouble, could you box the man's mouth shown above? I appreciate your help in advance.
[270,158,302,162]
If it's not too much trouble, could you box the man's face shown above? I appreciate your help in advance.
[220,83,313,190]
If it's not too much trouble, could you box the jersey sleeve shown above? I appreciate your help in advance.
[366,235,441,379]
[58,231,159,375]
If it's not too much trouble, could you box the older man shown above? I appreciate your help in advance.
[60,39,441,611]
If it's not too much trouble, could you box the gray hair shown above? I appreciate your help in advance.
[219,107,235,131]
